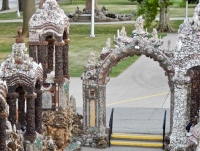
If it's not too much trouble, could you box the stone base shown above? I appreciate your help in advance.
[23,132,43,151]
[64,142,81,151]
[24,132,37,143]
[74,127,109,148]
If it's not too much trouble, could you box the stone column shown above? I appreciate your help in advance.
[98,85,106,130]
[82,85,87,130]
[168,73,174,134]
[47,38,55,73]
[37,41,48,80]
[35,90,43,134]
[54,41,64,84]
[24,93,37,143]
[29,45,37,62]
[17,87,26,128]
[170,76,191,149]
[0,106,8,151]
[0,118,6,151]
[63,39,69,79]
[7,92,19,126]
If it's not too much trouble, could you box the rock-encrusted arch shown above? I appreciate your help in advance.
[97,37,174,85]
[82,16,176,134]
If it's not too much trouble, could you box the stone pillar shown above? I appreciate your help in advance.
[29,45,37,62]
[54,41,64,84]
[17,87,26,128]
[47,38,55,73]
[82,85,87,130]
[37,41,48,80]
[0,105,8,151]
[24,93,37,143]
[7,92,19,126]
[170,76,191,148]
[35,90,43,134]
[98,85,106,129]
[63,39,69,79]
[168,73,174,134]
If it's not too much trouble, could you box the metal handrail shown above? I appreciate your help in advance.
[108,108,114,147]
[162,110,167,150]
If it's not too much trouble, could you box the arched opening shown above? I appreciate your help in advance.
[187,66,200,122]
[106,55,171,134]
[15,86,26,129]
[45,35,55,74]
[82,33,175,133]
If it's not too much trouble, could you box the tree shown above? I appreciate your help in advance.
[137,0,159,28]
[23,0,35,36]
[135,0,174,32]
[157,0,174,32]
[18,0,24,12]
[1,0,10,11]
[85,0,98,11]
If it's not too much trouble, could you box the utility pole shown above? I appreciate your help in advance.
[186,0,188,19]
[16,0,20,17]
[90,0,95,37]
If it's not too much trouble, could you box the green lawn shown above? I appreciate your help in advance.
[0,0,190,77]
[0,21,172,77]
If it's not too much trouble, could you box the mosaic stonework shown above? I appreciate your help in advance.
[29,0,70,110]
[29,0,70,37]
[0,29,43,143]
[82,3,200,149]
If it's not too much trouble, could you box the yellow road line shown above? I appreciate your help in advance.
[106,92,169,106]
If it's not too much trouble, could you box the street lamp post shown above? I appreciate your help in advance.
[90,0,95,37]
[16,0,20,17]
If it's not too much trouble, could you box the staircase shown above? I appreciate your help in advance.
[110,133,163,148]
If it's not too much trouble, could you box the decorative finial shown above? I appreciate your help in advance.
[151,28,158,40]
[39,0,46,9]
[16,26,24,43]
[120,26,127,36]
[106,38,111,48]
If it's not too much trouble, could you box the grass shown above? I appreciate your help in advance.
[0,22,171,77]
[0,12,23,20]
[0,0,191,77]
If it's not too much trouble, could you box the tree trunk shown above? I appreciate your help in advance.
[85,0,98,11]
[157,0,174,32]
[18,0,24,12]
[23,0,35,37]
[70,0,73,4]
[1,0,10,11]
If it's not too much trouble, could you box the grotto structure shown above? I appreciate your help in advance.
[29,0,70,111]
[0,28,43,143]
[82,3,200,150]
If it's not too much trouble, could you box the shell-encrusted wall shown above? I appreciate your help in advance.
[29,0,70,41]
[82,2,200,149]
[0,42,43,86]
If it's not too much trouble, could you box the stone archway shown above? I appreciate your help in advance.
[96,31,175,132]
[82,16,175,136]
[82,3,200,148]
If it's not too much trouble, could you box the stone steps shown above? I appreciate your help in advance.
[110,133,163,148]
